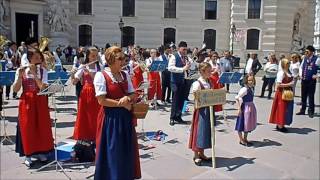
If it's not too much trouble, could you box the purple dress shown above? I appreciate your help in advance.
[235,87,257,132]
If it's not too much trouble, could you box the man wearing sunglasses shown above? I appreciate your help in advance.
[296,45,320,118]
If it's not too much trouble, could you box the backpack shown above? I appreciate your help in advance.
[73,141,95,162]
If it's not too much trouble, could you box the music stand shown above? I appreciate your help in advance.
[32,78,71,180]
[0,71,16,145]
[149,61,167,72]
[218,72,233,84]
[135,82,151,141]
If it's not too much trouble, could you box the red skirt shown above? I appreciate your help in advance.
[209,74,223,112]
[269,90,293,126]
[132,71,144,90]
[73,84,100,141]
[19,92,54,156]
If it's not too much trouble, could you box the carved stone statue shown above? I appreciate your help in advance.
[0,0,9,30]
[291,12,305,54]
[46,0,71,32]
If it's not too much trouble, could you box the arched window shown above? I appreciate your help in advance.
[163,28,176,45]
[164,0,176,18]
[123,0,135,17]
[122,26,135,47]
[79,25,92,46]
[204,29,216,50]
[246,29,260,50]
[248,0,261,19]
[78,0,92,15]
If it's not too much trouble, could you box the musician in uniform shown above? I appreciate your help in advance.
[146,49,162,106]
[129,48,145,90]
[168,41,190,126]
[159,44,172,103]
[13,47,54,167]
[4,41,19,99]
[71,47,101,144]
[296,45,320,118]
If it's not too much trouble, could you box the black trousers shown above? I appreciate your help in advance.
[170,81,186,120]
[184,79,194,101]
[260,77,276,97]
[161,70,171,101]
[300,80,317,113]
[0,86,3,111]
[5,85,17,98]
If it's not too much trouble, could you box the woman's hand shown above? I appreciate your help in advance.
[17,68,25,79]
[29,64,37,76]
[118,96,131,106]
[123,103,132,111]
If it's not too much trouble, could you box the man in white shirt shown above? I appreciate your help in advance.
[168,41,190,126]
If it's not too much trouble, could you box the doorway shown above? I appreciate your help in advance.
[15,13,38,45]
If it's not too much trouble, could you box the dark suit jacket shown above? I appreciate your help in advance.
[251,59,262,75]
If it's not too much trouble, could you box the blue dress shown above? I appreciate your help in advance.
[94,71,141,180]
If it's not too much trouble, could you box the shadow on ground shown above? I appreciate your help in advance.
[199,156,256,171]
[250,138,282,148]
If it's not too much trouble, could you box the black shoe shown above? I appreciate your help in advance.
[166,99,171,103]
[176,117,187,124]
[279,127,288,133]
[13,96,19,100]
[296,111,305,115]
[6,96,9,100]
[239,141,248,147]
[193,157,202,166]
[267,96,271,100]
[308,112,314,118]
[169,119,175,126]
[259,95,264,98]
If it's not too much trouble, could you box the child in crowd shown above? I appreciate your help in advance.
[189,62,214,166]
[235,74,257,146]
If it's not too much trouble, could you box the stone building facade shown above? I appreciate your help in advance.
[0,0,316,61]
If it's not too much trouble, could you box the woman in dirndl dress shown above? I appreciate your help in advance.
[13,48,54,167]
[269,58,294,132]
[71,47,101,143]
[189,62,215,166]
[205,51,223,112]
[129,48,144,90]
[235,74,257,147]
[93,46,141,180]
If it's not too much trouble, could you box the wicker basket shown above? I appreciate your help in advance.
[132,103,149,119]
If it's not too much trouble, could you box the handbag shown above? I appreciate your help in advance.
[282,89,294,101]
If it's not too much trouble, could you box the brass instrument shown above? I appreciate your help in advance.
[0,35,10,59]
[39,37,55,71]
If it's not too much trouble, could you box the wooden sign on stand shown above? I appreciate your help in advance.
[194,88,226,168]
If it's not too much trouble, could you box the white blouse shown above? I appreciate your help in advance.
[276,71,292,83]
[14,66,48,84]
[235,87,250,104]
[289,62,300,78]
[74,64,99,80]
[191,77,211,93]
[93,68,134,97]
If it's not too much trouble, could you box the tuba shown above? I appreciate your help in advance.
[39,37,55,71]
